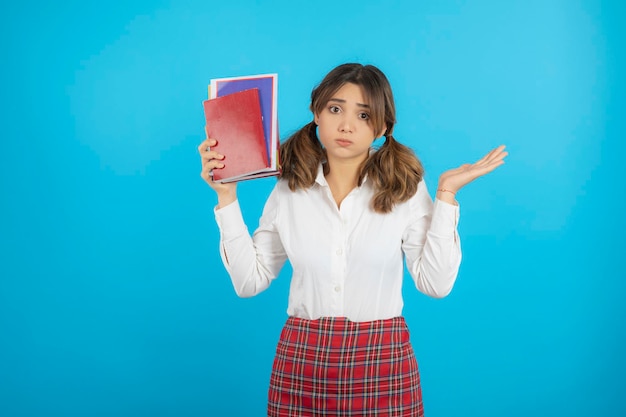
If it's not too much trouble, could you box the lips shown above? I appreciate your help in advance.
[335,139,353,146]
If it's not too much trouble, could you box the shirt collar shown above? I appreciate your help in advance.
[313,163,371,188]
[314,164,327,187]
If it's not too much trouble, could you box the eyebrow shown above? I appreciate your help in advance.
[328,98,370,109]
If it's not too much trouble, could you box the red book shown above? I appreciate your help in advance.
[202,88,271,183]
[209,73,280,180]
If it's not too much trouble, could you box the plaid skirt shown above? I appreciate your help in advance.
[268,316,423,416]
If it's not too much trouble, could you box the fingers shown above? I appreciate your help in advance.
[197,136,216,153]
[199,157,225,185]
[200,154,225,171]
[452,145,507,173]
[456,148,506,177]
[198,138,224,161]
[474,145,507,167]
[200,165,214,182]
[472,159,505,177]
[198,136,226,183]
[478,144,505,160]
[487,145,507,160]
[439,145,508,192]
[484,145,507,162]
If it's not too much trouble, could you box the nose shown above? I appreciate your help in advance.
[339,116,353,133]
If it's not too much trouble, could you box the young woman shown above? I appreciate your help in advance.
[198,63,507,416]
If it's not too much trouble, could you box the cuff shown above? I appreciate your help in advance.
[431,198,460,236]
[214,200,248,240]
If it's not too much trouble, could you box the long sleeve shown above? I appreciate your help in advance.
[214,186,287,297]
[402,181,462,298]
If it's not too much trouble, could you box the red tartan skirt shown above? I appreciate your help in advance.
[268,316,424,416]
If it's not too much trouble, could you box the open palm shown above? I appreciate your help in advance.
[439,145,508,192]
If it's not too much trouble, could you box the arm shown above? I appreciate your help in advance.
[199,136,287,297]
[403,182,462,298]
[403,145,508,297]
[214,191,287,297]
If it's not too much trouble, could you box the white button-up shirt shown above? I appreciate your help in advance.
[215,166,462,322]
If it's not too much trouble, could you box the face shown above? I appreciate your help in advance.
[314,82,385,165]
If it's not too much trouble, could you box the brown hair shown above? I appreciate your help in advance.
[279,63,424,213]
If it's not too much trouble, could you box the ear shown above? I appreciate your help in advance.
[378,127,387,138]
[314,113,319,125]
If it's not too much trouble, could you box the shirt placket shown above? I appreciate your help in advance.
[329,194,354,316]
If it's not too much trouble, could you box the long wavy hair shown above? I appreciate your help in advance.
[279,63,424,213]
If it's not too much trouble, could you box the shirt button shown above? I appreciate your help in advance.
[336,248,343,255]
[334,286,341,292]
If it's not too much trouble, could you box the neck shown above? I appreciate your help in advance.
[325,156,363,187]
[324,156,365,208]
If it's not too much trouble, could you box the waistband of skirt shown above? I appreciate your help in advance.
[284,316,408,333]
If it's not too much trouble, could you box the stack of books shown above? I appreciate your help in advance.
[202,73,280,183]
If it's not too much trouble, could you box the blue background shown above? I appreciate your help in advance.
[1,0,625,416]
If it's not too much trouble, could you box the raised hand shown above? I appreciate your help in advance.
[437,145,508,200]
[198,127,238,208]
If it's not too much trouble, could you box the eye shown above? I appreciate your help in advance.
[358,112,370,120]
[328,105,341,113]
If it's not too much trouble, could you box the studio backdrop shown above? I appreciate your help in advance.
[1,1,624,416]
